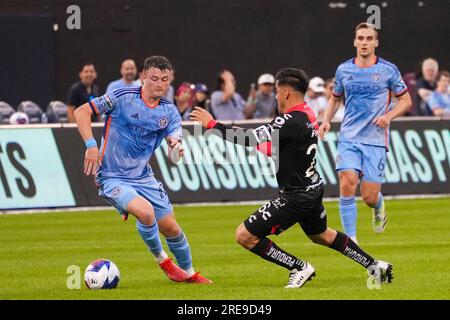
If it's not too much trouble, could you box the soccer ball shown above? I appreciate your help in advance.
[84,259,120,290]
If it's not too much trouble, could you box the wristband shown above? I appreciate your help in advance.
[85,138,97,149]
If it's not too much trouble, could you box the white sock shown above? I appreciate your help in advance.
[155,250,168,263]
[350,236,358,245]
[185,267,195,277]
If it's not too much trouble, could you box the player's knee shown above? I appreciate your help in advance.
[139,213,155,226]
[362,191,378,206]
[309,229,335,246]
[235,224,255,249]
[161,223,181,238]
[340,175,358,195]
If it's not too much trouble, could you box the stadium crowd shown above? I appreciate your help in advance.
[0,57,449,125]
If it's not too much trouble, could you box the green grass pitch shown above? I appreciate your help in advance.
[0,198,449,300]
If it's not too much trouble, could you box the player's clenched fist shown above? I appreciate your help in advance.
[190,106,214,128]
[84,147,100,175]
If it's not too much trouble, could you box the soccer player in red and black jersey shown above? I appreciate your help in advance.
[191,68,393,288]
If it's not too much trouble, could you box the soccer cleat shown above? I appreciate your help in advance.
[284,263,316,288]
[372,200,387,233]
[185,272,214,284]
[158,258,189,282]
[368,260,394,284]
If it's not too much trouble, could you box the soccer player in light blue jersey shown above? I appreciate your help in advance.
[74,56,212,284]
[319,23,412,243]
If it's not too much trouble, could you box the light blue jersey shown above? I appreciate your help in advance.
[106,79,139,93]
[333,57,408,148]
[88,86,182,183]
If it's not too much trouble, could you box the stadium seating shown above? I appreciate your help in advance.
[46,100,68,123]
[0,101,15,124]
[17,100,47,124]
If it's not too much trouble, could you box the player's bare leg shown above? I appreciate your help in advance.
[338,170,359,243]
[126,197,187,282]
[236,224,315,288]
[361,181,387,233]
[308,228,393,283]
[158,214,213,284]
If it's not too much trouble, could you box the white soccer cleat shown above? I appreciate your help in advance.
[284,263,316,288]
[368,260,394,284]
[372,200,387,234]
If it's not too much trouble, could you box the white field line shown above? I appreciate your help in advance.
[1,194,449,216]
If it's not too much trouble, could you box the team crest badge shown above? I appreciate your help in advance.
[159,117,169,128]
[372,73,381,82]
[111,187,121,198]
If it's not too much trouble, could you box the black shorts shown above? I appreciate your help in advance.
[244,184,327,237]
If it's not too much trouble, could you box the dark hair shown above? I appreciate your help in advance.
[80,63,95,72]
[437,71,450,82]
[324,77,334,87]
[143,55,174,72]
[355,22,379,39]
[215,69,228,91]
[275,68,309,94]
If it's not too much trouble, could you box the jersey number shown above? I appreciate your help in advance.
[305,144,317,178]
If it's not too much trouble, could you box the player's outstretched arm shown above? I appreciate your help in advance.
[373,92,412,128]
[319,95,343,140]
[74,103,100,175]
[190,106,260,147]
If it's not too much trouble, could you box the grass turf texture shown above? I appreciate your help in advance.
[0,198,449,300]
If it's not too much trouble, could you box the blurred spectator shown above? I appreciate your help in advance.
[210,70,245,120]
[428,71,450,117]
[106,59,138,92]
[175,82,195,120]
[415,58,439,115]
[305,76,327,121]
[66,63,100,123]
[244,73,277,119]
[193,83,210,111]
[165,69,175,103]
[324,77,345,122]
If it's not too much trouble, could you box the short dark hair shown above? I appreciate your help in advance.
[275,68,309,94]
[324,77,334,87]
[215,69,228,91]
[437,71,450,82]
[143,55,174,72]
[355,22,379,39]
[80,63,95,72]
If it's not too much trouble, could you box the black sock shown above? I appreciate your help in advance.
[330,231,375,268]
[250,237,306,271]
